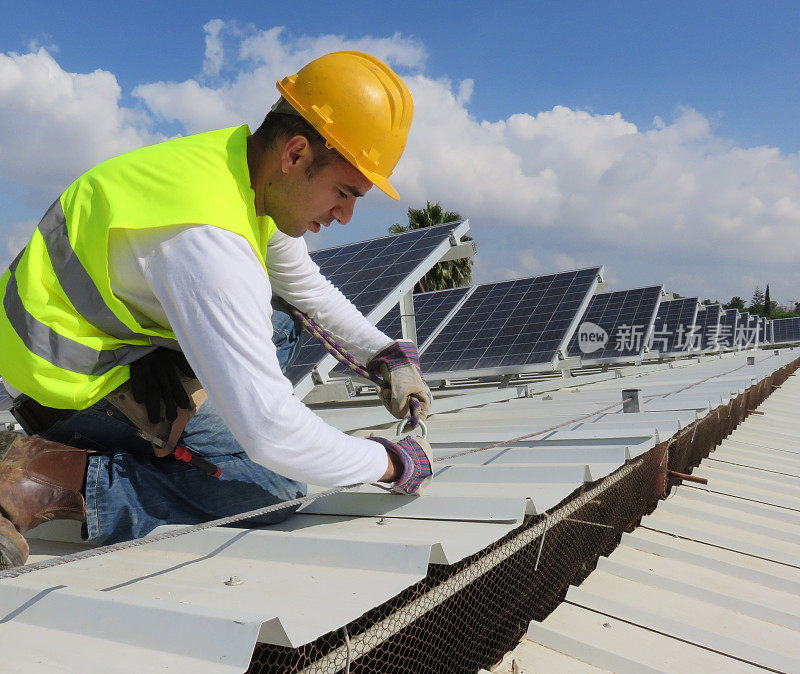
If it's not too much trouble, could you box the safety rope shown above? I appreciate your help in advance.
[0,352,768,580]
[0,485,357,579]
[290,307,422,428]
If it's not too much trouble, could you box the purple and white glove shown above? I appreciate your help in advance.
[367,340,433,420]
[370,435,433,495]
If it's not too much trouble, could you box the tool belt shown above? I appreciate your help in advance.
[10,397,77,436]
[11,377,207,452]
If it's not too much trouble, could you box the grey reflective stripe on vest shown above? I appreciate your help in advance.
[3,243,155,377]
[37,199,150,341]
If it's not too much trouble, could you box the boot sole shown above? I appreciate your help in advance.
[0,432,30,568]
[0,515,29,569]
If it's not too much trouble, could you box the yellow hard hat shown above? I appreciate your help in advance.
[276,51,413,200]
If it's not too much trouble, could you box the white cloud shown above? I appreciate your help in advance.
[2,24,800,304]
[456,78,474,105]
[554,253,577,270]
[390,78,800,300]
[134,24,426,134]
[1,220,36,270]
[202,19,226,77]
[0,48,159,206]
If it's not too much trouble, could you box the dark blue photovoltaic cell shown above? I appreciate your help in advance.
[764,319,773,344]
[375,286,471,346]
[421,267,601,374]
[735,312,758,347]
[284,223,463,385]
[648,298,699,354]
[773,317,800,343]
[567,286,662,359]
[718,309,739,350]
[751,315,761,345]
[694,304,722,351]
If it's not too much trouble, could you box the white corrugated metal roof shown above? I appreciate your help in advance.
[1,348,797,671]
[493,363,800,673]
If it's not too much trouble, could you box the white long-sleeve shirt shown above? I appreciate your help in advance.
[2,224,394,486]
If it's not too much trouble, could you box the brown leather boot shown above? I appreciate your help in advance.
[0,430,89,569]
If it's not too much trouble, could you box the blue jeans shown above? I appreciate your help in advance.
[41,301,307,544]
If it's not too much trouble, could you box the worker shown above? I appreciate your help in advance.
[0,51,433,569]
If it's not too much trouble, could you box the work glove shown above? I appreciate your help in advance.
[129,347,197,424]
[369,435,434,495]
[367,340,432,421]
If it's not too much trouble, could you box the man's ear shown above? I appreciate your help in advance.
[281,135,312,174]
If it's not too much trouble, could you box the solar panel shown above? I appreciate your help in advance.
[754,315,763,347]
[375,286,473,347]
[566,285,662,361]
[735,312,757,348]
[764,319,773,344]
[330,286,473,378]
[647,297,699,354]
[773,317,800,343]
[284,221,470,395]
[718,309,739,350]
[694,304,722,351]
[421,266,603,378]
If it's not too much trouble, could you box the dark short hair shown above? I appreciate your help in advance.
[252,101,344,177]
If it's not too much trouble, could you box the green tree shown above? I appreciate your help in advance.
[752,286,764,306]
[764,284,771,318]
[390,201,473,292]
[725,296,746,311]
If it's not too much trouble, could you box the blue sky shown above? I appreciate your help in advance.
[1,1,799,305]
[5,1,798,151]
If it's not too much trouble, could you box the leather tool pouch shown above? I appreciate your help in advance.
[104,376,208,457]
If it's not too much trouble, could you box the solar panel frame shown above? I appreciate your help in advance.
[566,285,664,364]
[287,220,471,399]
[647,297,700,356]
[772,317,800,344]
[420,266,604,380]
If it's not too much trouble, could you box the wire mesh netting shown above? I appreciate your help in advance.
[248,355,800,674]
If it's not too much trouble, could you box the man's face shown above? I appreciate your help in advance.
[269,141,373,238]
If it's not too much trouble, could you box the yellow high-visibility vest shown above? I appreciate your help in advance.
[0,125,275,409]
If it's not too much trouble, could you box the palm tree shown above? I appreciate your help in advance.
[390,201,473,292]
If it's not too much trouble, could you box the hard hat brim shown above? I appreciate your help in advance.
[361,169,400,201]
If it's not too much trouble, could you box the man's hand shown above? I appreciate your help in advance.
[367,340,432,420]
[370,435,433,495]
[129,348,197,424]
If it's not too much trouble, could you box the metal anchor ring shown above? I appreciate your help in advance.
[396,417,428,439]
